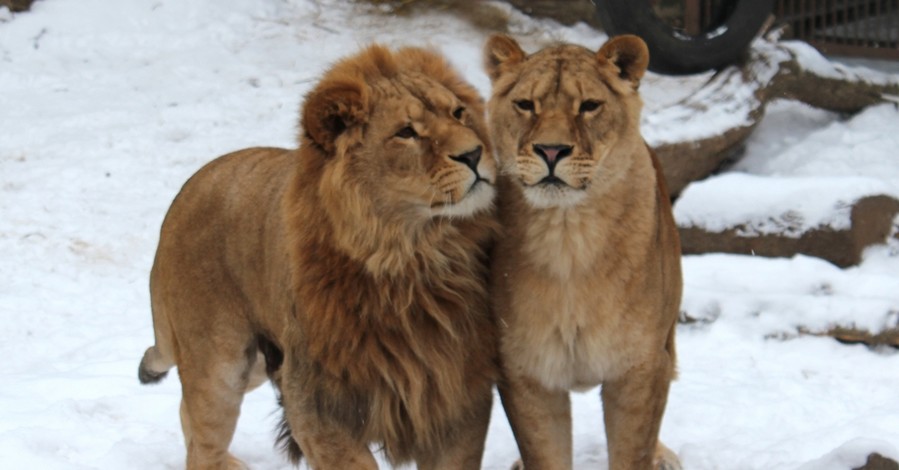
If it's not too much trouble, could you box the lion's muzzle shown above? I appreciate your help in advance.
[449,146,482,175]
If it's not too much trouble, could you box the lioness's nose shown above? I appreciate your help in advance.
[533,144,573,170]
[450,146,482,173]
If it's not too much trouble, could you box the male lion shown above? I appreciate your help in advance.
[138,45,499,469]
[484,35,683,470]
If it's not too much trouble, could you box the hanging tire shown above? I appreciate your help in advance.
[594,0,775,75]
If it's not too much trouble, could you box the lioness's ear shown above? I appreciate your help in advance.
[484,34,526,82]
[301,80,367,154]
[597,35,649,88]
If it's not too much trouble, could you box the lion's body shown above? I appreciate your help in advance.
[140,45,499,470]
[485,36,683,470]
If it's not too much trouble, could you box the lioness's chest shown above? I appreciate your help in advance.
[500,271,649,390]
[496,187,662,386]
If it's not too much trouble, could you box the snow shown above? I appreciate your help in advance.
[1,1,898,469]
[674,173,898,235]
[780,39,899,86]
[642,67,760,145]
[677,102,899,235]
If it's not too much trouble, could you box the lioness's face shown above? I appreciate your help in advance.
[302,46,496,221]
[484,35,649,208]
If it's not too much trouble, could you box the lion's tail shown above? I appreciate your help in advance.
[140,274,177,385]
[138,345,174,384]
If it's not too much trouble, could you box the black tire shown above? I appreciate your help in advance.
[595,0,775,75]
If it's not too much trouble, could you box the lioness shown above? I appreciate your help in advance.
[138,45,499,469]
[484,35,683,470]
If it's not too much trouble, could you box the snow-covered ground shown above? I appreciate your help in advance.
[1,1,898,469]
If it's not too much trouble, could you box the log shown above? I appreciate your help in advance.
[647,30,899,197]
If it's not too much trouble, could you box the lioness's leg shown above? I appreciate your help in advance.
[499,374,572,470]
[654,442,683,470]
[415,394,493,470]
[600,352,676,470]
[177,339,257,470]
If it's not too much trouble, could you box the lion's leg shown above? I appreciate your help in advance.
[415,393,492,470]
[293,427,377,469]
[244,351,269,393]
[177,340,257,470]
[600,351,676,470]
[281,407,378,469]
[498,374,573,470]
[278,362,378,469]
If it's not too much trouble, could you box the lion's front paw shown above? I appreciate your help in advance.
[654,442,683,470]
[510,458,524,470]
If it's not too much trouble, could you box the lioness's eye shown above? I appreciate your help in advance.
[514,100,535,112]
[394,126,418,139]
[579,100,603,114]
[452,106,465,120]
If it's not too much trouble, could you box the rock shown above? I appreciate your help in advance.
[0,0,35,12]
[854,453,899,470]
[803,325,899,349]
[502,0,600,28]
[678,192,899,348]
[678,195,899,268]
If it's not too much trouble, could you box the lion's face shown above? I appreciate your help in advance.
[301,46,496,222]
[484,35,649,209]
[360,74,496,218]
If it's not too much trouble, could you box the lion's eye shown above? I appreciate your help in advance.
[394,126,418,139]
[514,100,535,112]
[579,100,603,114]
[452,106,465,120]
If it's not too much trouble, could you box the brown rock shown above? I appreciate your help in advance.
[679,195,899,268]
[853,453,899,470]
[0,0,35,12]
[502,0,600,28]
[803,325,899,349]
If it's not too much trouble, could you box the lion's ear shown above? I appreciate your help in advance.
[301,80,367,154]
[484,34,526,82]
[597,35,649,89]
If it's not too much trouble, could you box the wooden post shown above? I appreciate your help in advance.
[684,0,702,35]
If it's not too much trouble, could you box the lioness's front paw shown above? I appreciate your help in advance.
[658,461,682,470]
[227,454,250,470]
[510,458,524,470]
[655,442,683,470]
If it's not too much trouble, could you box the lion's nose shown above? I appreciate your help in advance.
[450,146,483,173]
[533,143,573,172]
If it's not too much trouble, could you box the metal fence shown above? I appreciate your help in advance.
[775,0,899,59]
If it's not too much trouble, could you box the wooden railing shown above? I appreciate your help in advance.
[774,0,898,59]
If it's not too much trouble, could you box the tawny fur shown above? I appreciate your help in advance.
[485,35,683,470]
[139,45,499,470]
